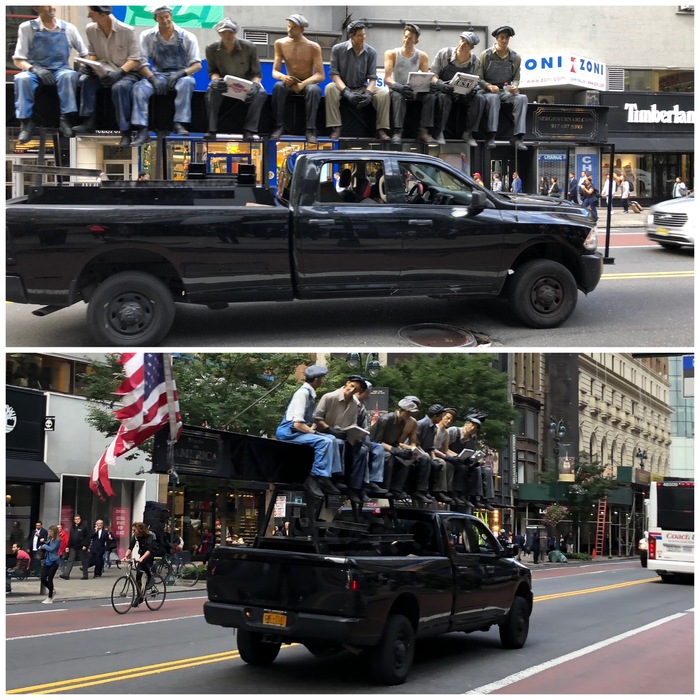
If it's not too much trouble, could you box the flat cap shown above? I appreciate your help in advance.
[398,397,420,413]
[286,13,309,28]
[443,407,458,416]
[215,17,239,33]
[492,25,515,37]
[347,374,368,390]
[303,365,328,380]
[151,6,173,16]
[465,414,482,425]
[346,20,366,36]
[427,403,445,417]
[405,395,421,406]
[89,6,113,13]
[404,22,421,37]
[460,31,479,46]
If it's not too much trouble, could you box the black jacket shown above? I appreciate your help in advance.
[28,527,48,552]
[68,522,91,549]
[89,528,109,553]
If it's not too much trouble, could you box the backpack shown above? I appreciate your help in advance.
[147,530,165,558]
[628,179,634,193]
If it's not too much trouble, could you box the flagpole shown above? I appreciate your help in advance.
[162,353,178,561]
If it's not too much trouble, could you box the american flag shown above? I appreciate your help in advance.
[90,353,182,499]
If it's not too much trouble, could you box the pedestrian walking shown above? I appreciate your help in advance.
[88,519,109,578]
[40,525,62,604]
[60,514,90,580]
[672,177,688,197]
[618,175,630,213]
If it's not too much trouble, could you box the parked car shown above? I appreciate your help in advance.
[639,532,648,567]
[646,195,695,249]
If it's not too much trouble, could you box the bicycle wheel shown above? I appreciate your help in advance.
[152,558,167,577]
[177,562,199,587]
[111,576,136,614]
[144,574,166,611]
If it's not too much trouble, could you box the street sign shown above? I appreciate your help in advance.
[682,355,694,398]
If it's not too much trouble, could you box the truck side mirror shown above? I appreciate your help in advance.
[469,190,488,214]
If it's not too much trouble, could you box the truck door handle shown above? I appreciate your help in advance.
[408,219,432,227]
[309,219,336,226]
[485,565,495,574]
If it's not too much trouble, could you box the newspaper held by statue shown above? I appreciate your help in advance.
[223,75,255,101]
[342,425,370,445]
[408,71,436,93]
[449,72,480,95]
[75,57,114,78]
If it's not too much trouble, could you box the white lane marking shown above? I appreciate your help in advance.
[7,614,203,641]
[466,611,690,694]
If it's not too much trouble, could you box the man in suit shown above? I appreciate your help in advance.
[60,514,91,580]
[89,519,109,577]
[28,521,48,575]
[567,171,579,203]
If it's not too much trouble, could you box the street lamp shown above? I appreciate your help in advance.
[548,417,567,460]
[346,352,382,378]
[636,448,648,469]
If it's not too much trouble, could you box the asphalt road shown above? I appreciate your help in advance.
[6,560,693,694]
[5,231,693,348]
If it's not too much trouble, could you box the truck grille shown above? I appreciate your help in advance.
[653,212,688,228]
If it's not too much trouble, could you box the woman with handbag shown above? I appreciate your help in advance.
[580,177,599,222]
[40,525,62,604]
[548,176,561,198]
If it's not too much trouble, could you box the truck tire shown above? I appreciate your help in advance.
[509,260,578,328]
[87,271,175,346]
[499,596,530,649]
[237,630,281,666]
[368,614,415,685]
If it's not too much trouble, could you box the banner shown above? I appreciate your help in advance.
[116,6,224,28]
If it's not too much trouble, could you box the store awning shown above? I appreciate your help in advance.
[606,136,692,152]
[6,457,60,484]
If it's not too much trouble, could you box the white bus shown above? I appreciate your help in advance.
[647,478,694,582]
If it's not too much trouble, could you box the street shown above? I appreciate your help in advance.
[6,559,693,694]
[5,225,693,348]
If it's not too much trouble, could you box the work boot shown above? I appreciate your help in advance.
[413,491,432,504]
[348,489,364,506]
[319,477,342,495]
[375,129,391,142]
[305,128,318,145]
[243,130,258,140]
[511,134,527,151]
[485,132,497,149]
[73,116,96,134]
[462,132,478,147]
[329,126,341,139]
[303,475,324,499]
[172,122,189,135]
[416,127,437,145]
[204,131,217,140]
[59,115,74,138]
[433,491,454,504]
[366,482,390,496]
[18,119,35,144]
[391,129,402,144]
[270,125,284,139]
[132,126,151,146]
[118,131,131,148]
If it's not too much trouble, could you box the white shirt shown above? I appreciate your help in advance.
[284,382,315,424]
[13,17,88,61]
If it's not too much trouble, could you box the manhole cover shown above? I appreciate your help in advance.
[398,323,478,347]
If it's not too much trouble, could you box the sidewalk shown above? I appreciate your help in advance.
[6,561,207,605]
[520,553,638,569]
[599,207,647,228]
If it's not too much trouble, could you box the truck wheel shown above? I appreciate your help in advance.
[87,271,175,346]
[368,614,415,685]
[509,260,577,328]
[499,596,530,649]
[237,630,281,666]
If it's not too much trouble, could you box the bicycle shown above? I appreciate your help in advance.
[153,553,199,588]
[110,559,166,614]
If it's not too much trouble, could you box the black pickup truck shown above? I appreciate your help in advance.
[7,150,602,345]
[204,504,533,685]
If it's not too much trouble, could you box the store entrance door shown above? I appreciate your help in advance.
[207,154,246,175]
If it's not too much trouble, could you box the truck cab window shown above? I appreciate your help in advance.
[315,161,386,204]
[399,160,474,206]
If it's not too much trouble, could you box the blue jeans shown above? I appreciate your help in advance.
[131,73,195,126]
[79,73,140,131]
[275,420,341,477]
[14,67,79,118]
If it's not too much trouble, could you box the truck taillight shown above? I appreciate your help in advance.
[346,572,361,591]
[648,536,656,560]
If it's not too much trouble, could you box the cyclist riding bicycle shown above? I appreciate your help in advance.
[122,521,155,605]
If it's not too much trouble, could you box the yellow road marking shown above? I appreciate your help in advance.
[8,579,659,694]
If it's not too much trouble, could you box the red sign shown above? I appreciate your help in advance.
[112,507,131,538]
[60,506,73,531]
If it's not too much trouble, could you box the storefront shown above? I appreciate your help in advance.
[600,92,694,202]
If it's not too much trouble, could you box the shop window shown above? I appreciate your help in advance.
[6,354,92,395]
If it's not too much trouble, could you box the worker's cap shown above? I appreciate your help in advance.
[286,13,309,28]
[443,407,458,417]
[151,6,173,17]
[303,365,328,380]
[405,395,421,406]
[347,374,368,390]
[398,397,420,413]
[404,22,421,37]
[346,20,367,36]
[215,17,239,33]
[473,172,481,179]
[427,403,445,417]
[492,25,515,37]
[459,31,479,46]
[89,6,113,13]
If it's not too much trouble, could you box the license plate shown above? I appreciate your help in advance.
[656,227,669,235]
[263,610,288,627]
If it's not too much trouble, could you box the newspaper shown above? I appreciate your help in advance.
[342,425,369,445]
[224,74,255,101]
[75,57,114,78]
[449,72,480,95]
[408,71,436,93]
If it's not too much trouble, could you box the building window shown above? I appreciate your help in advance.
[6,354,93,396]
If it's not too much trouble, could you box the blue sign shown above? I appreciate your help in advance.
[576,153,599,186]
[682,355,694,372]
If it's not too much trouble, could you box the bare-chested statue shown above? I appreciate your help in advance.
[270,13,325,144]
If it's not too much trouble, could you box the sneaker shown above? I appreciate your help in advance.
[42,597,54,604]
[462,132,478,147]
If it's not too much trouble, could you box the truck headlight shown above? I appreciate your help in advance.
[583,227,598,251]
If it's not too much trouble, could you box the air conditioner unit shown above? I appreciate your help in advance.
[537,95,555,104]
